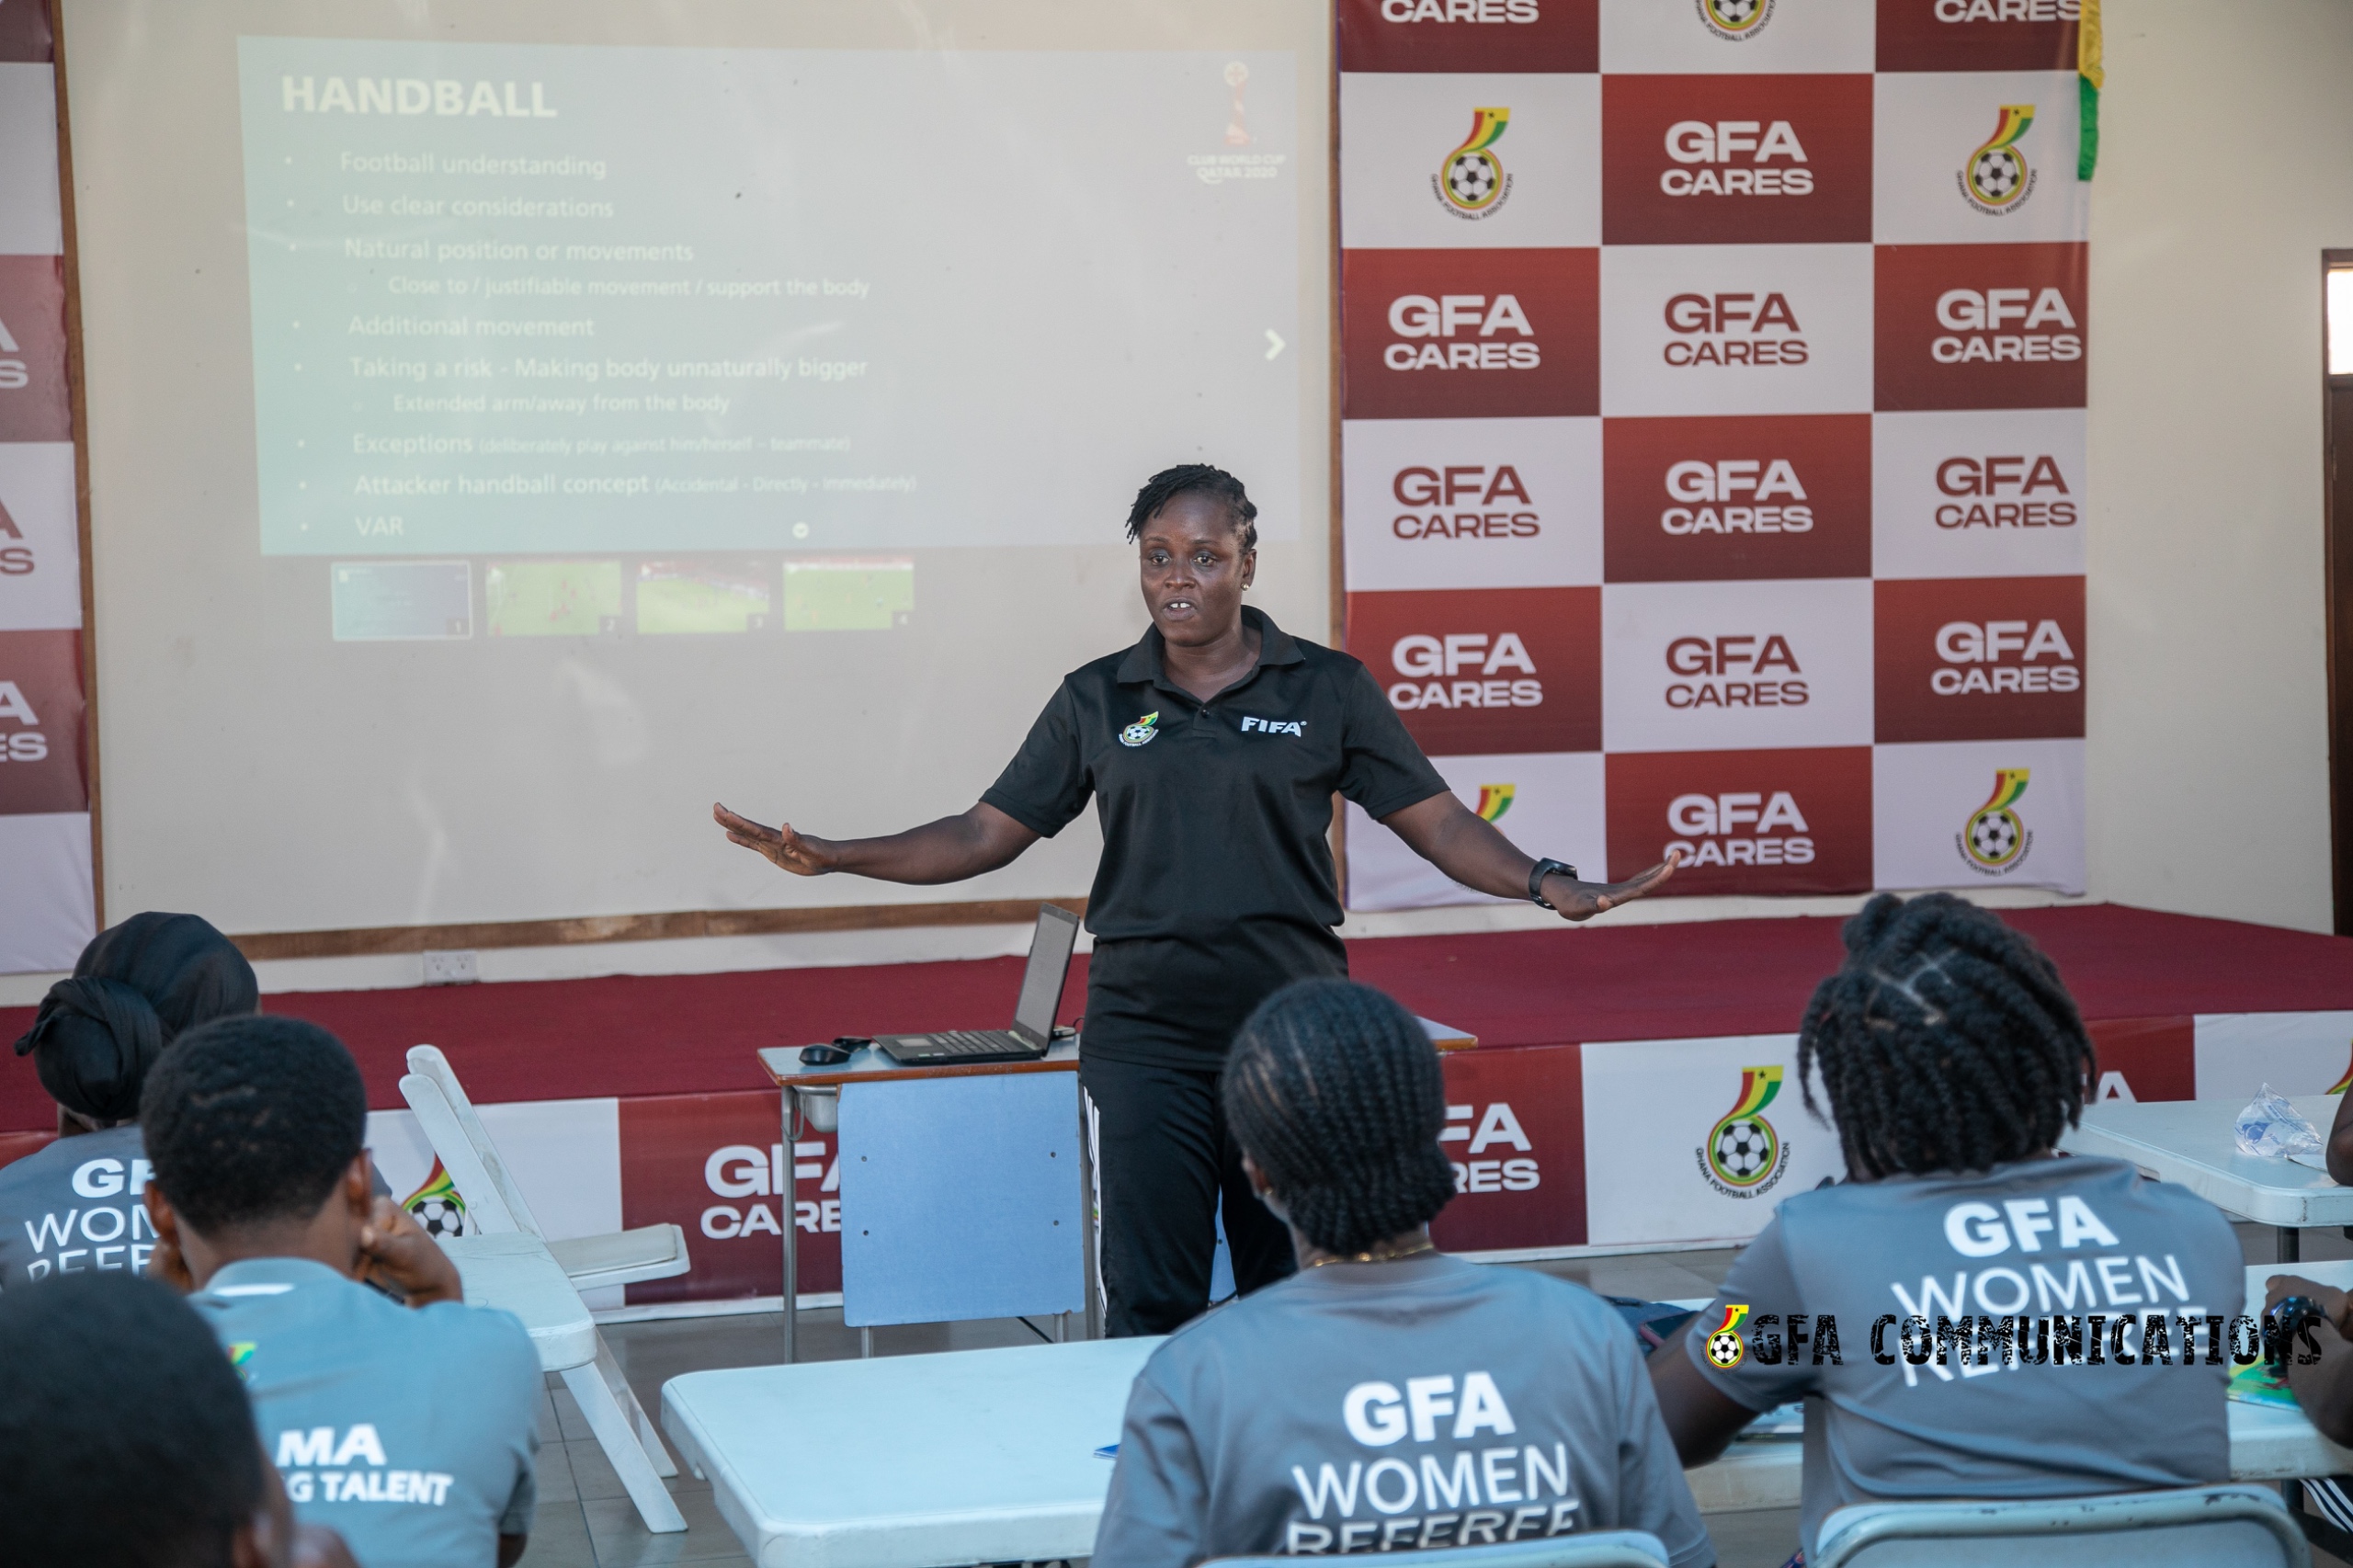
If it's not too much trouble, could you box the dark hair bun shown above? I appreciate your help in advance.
[1224,979,1457,1256]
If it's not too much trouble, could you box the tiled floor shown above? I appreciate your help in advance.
[515,1225,2352,1568]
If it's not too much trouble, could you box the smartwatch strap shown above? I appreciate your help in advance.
[1529,858,1578,909]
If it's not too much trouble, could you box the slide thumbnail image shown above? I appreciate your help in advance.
[782,558,915,631]
[485,561,623,637]
[638,561,772,635]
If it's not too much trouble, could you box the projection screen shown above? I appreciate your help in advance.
[59,0,1331,939]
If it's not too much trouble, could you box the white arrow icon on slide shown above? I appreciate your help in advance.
[1265,329,1285,360]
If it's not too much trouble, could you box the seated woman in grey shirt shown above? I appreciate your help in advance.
[1651,893,2242,1564]
[1092,979,1714,1567]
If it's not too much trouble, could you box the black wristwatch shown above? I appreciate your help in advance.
[1529,858,1578,909]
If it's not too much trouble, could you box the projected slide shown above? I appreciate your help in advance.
[236,40,1298,561]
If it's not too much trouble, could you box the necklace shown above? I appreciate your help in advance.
[1307,1238,1436,1268]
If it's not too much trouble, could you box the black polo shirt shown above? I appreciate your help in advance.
[983,608,1447,1069]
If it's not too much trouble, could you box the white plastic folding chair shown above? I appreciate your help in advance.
[1207,1531,1669,1567]
[398,1044,690,1534]
[1810,1483,2311,1568]
[400,1044,691,1290]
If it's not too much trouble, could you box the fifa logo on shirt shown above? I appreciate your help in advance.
[1433,108,1511,219]
[1697,1066,1790,1198]
[1704,1304,1750,1369]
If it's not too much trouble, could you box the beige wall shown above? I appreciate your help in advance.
[2084,0,2353,932]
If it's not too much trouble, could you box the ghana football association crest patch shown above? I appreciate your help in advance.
[401,1157,470,1238]
[1697,1065,1791,1199]
[1119,711,1161,748]
[1433,108,1510,220]
[1704,1304,1751,1369]
[1958,767,2032,876]
[1961,105,2039,215]
[1698,0,1774,42]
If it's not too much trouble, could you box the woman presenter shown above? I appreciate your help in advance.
[714,464,1677,1336]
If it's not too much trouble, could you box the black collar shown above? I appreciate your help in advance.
[1117,605,1302,690]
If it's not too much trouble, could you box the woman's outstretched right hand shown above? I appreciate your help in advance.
[714,802,837,877]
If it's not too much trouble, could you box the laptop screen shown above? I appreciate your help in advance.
[1011,904,1081,1044]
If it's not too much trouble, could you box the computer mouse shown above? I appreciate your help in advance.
[799,1040,856,1066]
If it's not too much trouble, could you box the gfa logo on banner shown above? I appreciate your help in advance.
[1960,105,2039,215]
[1958,767,2033,875]
[1697,0,1775,41]
[1697,1065,1790,1198]
[1433,108,1512,220]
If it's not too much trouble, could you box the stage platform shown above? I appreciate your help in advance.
[8,902,2353,1309]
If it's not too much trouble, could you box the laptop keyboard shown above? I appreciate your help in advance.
[915,1029,1023,1056]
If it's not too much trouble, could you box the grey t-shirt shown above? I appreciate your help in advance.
[194,1256,542,1568]
[0,1124,153,1289]
[1096,1252,1712,1566]
[0,1129,394,1292]
[1688,1153,2241,1555]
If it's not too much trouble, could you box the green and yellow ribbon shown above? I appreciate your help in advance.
[2078,0,2104,179]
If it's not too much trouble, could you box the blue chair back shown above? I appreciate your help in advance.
[1812,1483,2310,1568]
[1205,1528,1669,1567]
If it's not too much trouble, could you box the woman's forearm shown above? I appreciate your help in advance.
[814,804,1037,884]
[1381,793,1534,899]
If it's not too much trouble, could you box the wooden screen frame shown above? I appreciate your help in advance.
[2325,250,2353,933]
[45,11,1341,961]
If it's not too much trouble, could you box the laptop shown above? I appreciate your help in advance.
[874,903,1080,1065]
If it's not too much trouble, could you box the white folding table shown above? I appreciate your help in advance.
[663,1335,1155,1568]
[2062,1096,2353,1262]
[664,1278,2353,1566]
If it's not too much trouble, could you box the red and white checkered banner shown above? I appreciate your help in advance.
[1338,0,2090,910]
[0,9,95,974]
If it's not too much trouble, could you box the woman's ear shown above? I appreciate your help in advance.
[1240,1150,1287,1220]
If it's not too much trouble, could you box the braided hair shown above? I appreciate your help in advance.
[1125,463,1259,552]
[1223,979,1458,1256]
[1799,892,2096,1179]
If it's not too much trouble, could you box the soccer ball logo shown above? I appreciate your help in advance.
[1445,149,1501,210]
[409,1193,467,1238]
[400,1158,469,1239]
[1711,1116,1779,1185]
[1119,711,1160,748]
[1967,806,2023,867]
[1699,0,1774,39]
[1701,1066,1786,1192]
[1703,1304,1750,1368]
[1960,769,2032,871]
[1433,108,1510,219]
[1961,106,2038,213]
[1969,146,2027,206]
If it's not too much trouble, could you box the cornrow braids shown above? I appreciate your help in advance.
[1223,979,1458,1256]
[1798,892,2096,1179]
[1125,463,1259,552]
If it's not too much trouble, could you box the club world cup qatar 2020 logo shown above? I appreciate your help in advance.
[1959,767,2033,874]
[1961,105,2039,215]
[1698,1065,1790,1198]
[1434,108,1512,219]
[1697,0,1774,42]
